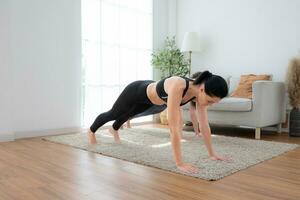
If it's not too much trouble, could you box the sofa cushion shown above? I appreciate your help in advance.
[231,74,271,99]
[208,97,252,112]
[228,76,240,96]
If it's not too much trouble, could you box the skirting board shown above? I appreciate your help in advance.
[14,127,83,140]
[2,121,155,142]
[0,132,15,142]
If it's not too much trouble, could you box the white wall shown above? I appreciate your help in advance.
[153,0,177,80]
[0,0,14,141]
[0,0,174,140]
[177,0,300,81]
[151,0,177,122]
[0,0,82,141]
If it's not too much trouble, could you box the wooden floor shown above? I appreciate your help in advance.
[0,124,299,200]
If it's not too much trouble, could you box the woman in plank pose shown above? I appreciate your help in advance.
[88,71,228,173]
[125,71,203,136]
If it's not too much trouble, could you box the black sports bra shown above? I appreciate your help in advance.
[156,76,196,106]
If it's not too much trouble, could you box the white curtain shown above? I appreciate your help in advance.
[82,0,153,127]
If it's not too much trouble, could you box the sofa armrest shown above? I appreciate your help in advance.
[252,81,286,125]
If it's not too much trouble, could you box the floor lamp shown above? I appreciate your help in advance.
[181,32,201,127]
[181,32,201,77]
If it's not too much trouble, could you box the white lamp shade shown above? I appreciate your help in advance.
[181,32,201,52]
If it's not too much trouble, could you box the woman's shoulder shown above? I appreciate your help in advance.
[161,76,186,96]
[166,76,186,87]
[167,75,192,82]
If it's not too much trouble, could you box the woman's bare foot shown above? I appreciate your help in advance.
[87,130,97,144]
[109,127,121,142]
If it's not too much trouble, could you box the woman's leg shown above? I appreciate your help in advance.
[131,105,167,119]
[88,109,122,144]
[89,81,144,133]
[89,109,120,133]
[105,104,152,142]
[108,105,140,142]
[88,81,143,144]
[112,104,151,130]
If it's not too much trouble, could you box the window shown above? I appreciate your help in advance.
[82,0,153,127]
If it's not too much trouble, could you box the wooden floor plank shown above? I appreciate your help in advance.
[0,124,299,200]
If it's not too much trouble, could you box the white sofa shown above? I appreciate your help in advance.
[182,78,286,139]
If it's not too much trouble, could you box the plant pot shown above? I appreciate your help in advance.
[160,110,168,125]
[289,108,300,137]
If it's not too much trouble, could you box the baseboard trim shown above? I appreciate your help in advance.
[12,121,155,140]
[14,127,83,139]
[0,132,15,142]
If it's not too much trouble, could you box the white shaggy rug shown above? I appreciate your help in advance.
[43,127,299,181]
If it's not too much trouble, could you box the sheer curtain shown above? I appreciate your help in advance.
[81,0,153,127]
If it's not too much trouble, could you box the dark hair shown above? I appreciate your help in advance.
[191,71,202,79]
[193,70,228,98]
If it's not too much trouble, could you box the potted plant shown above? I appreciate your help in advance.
[286,55,300,136]
[151,36,189,124]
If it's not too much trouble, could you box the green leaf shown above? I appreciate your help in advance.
[151,36,189,78]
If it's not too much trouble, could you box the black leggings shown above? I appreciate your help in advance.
[90,80,166,133]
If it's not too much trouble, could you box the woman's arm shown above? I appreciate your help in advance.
[196,104,215,156]
[167,82,185,165]
[196,103,230,161]
[166,78,199,173]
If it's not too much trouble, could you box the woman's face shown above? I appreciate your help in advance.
[196,84,221,106]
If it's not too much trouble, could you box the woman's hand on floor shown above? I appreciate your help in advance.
[176,163,199,174]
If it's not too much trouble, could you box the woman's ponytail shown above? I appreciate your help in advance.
[193,70,213,85]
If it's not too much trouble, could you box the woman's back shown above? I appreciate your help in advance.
[146,76,195,106]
